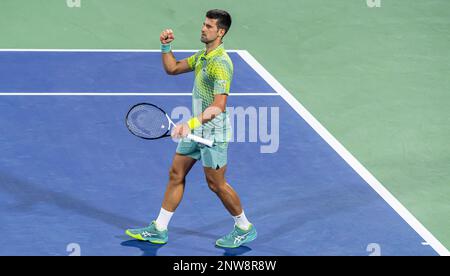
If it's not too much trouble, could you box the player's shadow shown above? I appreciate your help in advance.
[121,240,165,256]
[215,245,252,256]
[0,172,146,229]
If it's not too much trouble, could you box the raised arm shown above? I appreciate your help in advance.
[160,29,193,75]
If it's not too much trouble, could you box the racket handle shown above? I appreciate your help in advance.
[186,134,214,147]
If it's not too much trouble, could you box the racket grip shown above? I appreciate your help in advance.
[186,134,214,147]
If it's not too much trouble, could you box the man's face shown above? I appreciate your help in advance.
[201,17,223,44]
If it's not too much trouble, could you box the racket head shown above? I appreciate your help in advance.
[125,103,172,140]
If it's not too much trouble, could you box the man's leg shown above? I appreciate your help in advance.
[204,165,257,248]
[154,139,200,232]
[125,153,196,244]
[203,165,242,216]
[162,153,197,212]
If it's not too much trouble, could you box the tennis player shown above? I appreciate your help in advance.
[126,9,257,248]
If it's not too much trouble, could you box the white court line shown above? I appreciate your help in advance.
[0,92,278,96]
[0,49,240,53]
[0,49,274,97]
[237,50,449,256]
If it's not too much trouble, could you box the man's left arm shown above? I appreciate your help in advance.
[171,95,227,138]
[199,94,227,124]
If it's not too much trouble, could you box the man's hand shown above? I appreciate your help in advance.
[160,29,175,44]
[171,123,190,139]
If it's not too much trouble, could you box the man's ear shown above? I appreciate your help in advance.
[218,28,226,38]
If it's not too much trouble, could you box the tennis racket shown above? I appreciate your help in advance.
[125,103,214,147]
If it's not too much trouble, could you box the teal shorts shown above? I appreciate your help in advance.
[176,138,228,169]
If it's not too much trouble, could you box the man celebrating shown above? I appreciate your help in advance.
[126,9,257,248]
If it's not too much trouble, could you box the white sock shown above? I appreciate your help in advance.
[155,208,174,231]
[233,211,251,230]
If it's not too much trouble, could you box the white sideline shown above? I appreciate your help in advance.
[237,49,449,256]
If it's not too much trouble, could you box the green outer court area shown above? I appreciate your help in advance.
[0,0,448,251]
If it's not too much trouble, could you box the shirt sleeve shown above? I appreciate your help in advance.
[186,51,200,70]
[210,58,233,95]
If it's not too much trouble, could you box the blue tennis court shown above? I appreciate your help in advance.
[0,50,439,256]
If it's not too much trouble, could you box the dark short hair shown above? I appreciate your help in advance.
[206,9,232,36]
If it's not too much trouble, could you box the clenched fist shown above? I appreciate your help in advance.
[171,123,190,139]
[160,29,175,44]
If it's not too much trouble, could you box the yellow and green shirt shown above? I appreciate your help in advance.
[186,44,233,142]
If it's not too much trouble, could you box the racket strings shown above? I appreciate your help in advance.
[126,104,170,139]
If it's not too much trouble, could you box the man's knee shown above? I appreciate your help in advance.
[169,167,185,184]
[206,177,225,193]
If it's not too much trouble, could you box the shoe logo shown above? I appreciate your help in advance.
[141,231,156,238]
[234,232,250,244]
